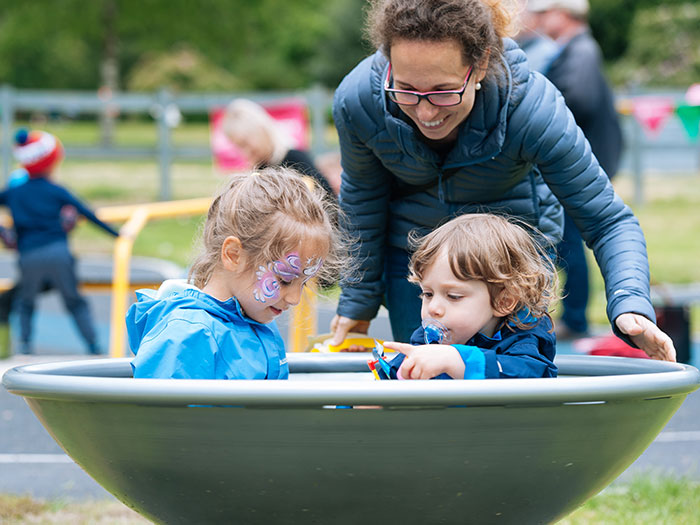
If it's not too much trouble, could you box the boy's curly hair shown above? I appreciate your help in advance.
[408,213,558,330]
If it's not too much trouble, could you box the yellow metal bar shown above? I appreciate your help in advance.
[96,198,212,223]
[109,207,150,358]
[102,199,213,358]
[288,282,318,352]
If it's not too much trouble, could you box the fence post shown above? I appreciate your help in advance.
[630,114,644,206]
[1,85,14,184]
[308,84,328,156]
[156,88,173,201]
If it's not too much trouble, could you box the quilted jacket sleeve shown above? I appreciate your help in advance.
[333,79,394,321]
[512,73,655,340]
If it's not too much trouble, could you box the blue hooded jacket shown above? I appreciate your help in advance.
[332,39,654,342]
[127,280,288,380]
[387,316,557,380]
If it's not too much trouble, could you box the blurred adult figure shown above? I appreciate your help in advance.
[514,1,558,74]
[528,0,623,339]
[222,99,338,198]
[329,0,673,361]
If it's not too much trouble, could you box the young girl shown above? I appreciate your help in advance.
[383,213,558,380]
[127,167,347,379]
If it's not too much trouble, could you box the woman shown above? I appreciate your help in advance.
[222,98,338,198]
[328,0,674,361]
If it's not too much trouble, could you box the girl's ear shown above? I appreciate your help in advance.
[221,236,243,272]
[494,289,518,317]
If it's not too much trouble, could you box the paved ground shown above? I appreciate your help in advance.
[0,292,698,502]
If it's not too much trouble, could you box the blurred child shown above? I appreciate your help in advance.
[128,167,348,379]
[0,129,119,355]
[223,98,339,198]
[383,213,558,379]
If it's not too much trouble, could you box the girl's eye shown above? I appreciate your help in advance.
[447,294,463,300]
[419,291,432,299]
[279,279,294,287]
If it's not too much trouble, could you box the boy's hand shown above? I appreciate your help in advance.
[383,342,466,380]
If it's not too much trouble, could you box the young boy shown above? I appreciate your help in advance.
[0,129,119,354]
[383,213,558,379]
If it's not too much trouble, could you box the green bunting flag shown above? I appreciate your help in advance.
[676,104,700,141]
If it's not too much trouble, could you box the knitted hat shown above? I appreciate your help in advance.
[13,129,64,177]
[527,0,589,16]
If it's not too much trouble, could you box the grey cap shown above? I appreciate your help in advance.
[527,0,589,16]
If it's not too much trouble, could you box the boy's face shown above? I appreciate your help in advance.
[418,248,503,342]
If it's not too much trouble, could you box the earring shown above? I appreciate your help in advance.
[475,82,482,91]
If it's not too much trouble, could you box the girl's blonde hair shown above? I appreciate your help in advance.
[189,167,350,288]
[222,98,292,165]
[367,0,520,76]
[408,213,558,329]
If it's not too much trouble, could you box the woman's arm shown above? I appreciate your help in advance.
[513,76,674,360]
[330,94,393,341]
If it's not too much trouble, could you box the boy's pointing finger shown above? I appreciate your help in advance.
[382,341,414,355]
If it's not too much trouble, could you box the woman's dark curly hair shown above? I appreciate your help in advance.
[366,0,519,75]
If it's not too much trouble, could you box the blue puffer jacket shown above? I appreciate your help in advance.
[332,39,654,337]
[128,280,288,380]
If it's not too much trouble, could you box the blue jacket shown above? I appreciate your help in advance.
[388,316,557,380]
[127,280,288,380]
[0,177,118,253]
[332,39,654,340]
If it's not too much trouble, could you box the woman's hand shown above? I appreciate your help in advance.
[383,341,465,379]
[329,315,371,351]
[615,313,676,362]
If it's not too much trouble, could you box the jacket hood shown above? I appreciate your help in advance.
[126,279,250,351]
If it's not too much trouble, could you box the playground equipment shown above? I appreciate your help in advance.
[3,354,698,524]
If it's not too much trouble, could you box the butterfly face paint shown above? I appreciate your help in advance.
[253,265,280,303]
[302,256,324,283]
[253,252,324,304]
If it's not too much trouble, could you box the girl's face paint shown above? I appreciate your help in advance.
[272,253,302,281]
[302,256,324,284]
[253,265,281,304]
[253,252,325,304]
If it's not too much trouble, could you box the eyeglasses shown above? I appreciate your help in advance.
[384,64,474,107]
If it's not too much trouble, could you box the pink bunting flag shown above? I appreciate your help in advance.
[632,96,675,138]
[209,99,311,172]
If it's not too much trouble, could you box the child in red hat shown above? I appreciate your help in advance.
[0,129,120,355]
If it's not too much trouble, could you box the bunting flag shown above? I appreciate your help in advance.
[676,104,700,141]
[631,96,675,138]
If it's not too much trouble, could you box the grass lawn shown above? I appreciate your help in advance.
[1,475,698,524]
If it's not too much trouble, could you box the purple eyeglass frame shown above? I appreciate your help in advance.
[384,63,474,107]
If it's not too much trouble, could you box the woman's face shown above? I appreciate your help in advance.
[388,39,485,142]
